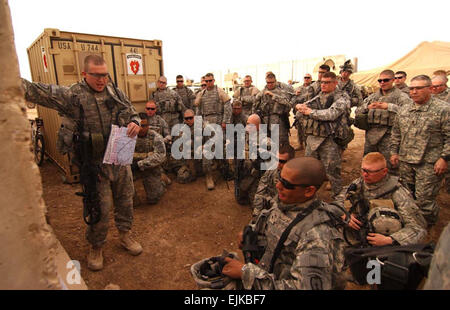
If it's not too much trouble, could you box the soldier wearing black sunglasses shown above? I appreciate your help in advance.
[221,157,347,290]
[355,69,413,174]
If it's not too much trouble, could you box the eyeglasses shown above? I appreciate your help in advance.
[304,76,311,79]
[158,81,167,84]
[394,76,405,80]
[361,167,385,174]
[205,79,213,83]
[184,116,194,120]
[176,80,183,83]
[201,84,206,87]
[409,85,430,91]
[431,84,446,88]
[266,81,275,84]
[146,107,156,111]
[87,72,109,79]
[377,78,393,83]
[278,171,309,190]
[320,80,333,85]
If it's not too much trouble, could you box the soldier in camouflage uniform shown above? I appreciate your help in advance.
[230,100,248,126]
[296,72,352,199]
[304,64,330,101]
[290,74,313,150]
[423,222,450,290]
[355,70,413,173]
[132,118,167,205]
[253,72,292,146]
[232,75,259,117]
[431,75,450,103]
[149,75,186,130]
[173,74,196,110]
[336,152,427,247]
[22,55,142,271]
[222,157,347,290]
[394,71,410,95]
[173,109,203,183]
[194,73,232,190]
[145,100,172,185]
[390,75,450,227]
[252,144,295,222]
[338,60,363,108]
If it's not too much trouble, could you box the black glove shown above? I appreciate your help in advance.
[131,162,139,171]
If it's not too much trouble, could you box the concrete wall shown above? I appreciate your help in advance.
[0,0,60,289]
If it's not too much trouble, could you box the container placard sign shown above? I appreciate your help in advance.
[41,47,48,73]
[126,53,143,75]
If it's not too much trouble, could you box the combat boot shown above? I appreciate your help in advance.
[119,230,143,256]
[161,173,172,186]
[87,246,103,271]
[205,173,215,190]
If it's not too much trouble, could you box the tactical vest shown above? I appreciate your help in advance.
[173,86,192,108]
[134,131,155,161]
[153,89,181,114]
[302,94,335,137]
[366,90,402,127]
[199,86,224,117]
[237,86,255,113]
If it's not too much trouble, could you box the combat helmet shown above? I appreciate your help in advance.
[368,204,403,235]
[190,252,240,290]
[340,60,353,73]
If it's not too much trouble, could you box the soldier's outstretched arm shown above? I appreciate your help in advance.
[22,79,73,117]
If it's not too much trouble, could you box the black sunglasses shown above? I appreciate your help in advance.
[205,79,213,82]
[201,84,206,87]
[278,158,288,164]
[184,116,194,120]
[176,80,183,83]
[377,78,393,83]
[278,171,310,190]
[304,76,311,79]
[146,107,156,111]
[394,76,405,80]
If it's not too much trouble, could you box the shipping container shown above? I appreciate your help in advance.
[27,28,163,182]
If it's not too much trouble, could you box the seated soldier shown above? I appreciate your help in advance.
[252,143,295,222]
[174,109,203,183]
[132,118,167,206]
[234,114,272,206]
[222,157,347,290]
[336,152,427,247]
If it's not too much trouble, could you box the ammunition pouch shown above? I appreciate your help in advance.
[354,112,370,130]
[302,118,329,137]
[367,109,395,127]
[344,243,434,289]
[334,126,354,148]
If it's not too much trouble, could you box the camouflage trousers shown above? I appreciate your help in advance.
[399,161,442,227]
[306,136,342,198]
[86,164,134,248]
[134,167,166,205]
[364,132,398,175]
[296,120,305,149]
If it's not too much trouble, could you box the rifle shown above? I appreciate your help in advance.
[73,106,101,226]
[344,183,370,247]
[234,158,245,203]
[242,225,263,264]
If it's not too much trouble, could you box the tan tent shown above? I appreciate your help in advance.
[352,41,450,87]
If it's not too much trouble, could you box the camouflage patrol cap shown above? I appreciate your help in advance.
[340,60,353,73]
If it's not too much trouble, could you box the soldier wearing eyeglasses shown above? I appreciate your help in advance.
[390,75,450,227]
[336,152,426,247]
[173,75,196,110]
[150,75,186,130]
[22,54,142,271]
[194,72,232,190]
[295,72,352,199]
[221,157,347,290]
[355,69,413,174]
[431,74,450,103]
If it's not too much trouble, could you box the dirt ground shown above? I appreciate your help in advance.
[39,127,450,290]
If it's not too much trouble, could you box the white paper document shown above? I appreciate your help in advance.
[103,125,137,165]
